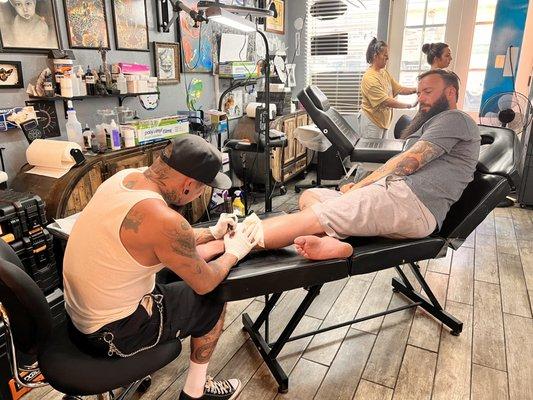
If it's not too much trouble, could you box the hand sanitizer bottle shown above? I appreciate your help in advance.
[65,101,84,148]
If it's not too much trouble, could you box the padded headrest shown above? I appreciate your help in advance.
[306,86,330,111]
[477,125,521,189]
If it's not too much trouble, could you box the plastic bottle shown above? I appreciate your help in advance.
[223,190,233,213]
[77,66,87,96]
[60,75,73,98]
[82,124,93,150]
[85,66,96,96]
[90,133,99,153]
[116,72,127,94]
[65,101,84,148]
[232,190,245,217]
[110,119,121,150]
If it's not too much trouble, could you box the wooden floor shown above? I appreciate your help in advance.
[24,176,533,400]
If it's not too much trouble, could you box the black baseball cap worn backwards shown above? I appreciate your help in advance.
[161,134,232,189]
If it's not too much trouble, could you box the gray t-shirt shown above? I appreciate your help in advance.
[402,110,481,229]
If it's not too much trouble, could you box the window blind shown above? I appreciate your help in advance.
[305,0,380,113]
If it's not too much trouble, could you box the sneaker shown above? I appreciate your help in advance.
[179,376,242,400]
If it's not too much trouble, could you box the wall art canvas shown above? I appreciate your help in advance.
[179,0,213,73]
[154,42,180,84]
[265,0,285,34]
[0,61,23,89]
[0,0,60,52]
[111,0,149,51]
[64,0,110,49]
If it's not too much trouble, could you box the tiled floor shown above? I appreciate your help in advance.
[25,175,533,400]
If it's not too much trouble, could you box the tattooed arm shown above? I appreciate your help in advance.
[193,228,215,245]
[346,140,445,192]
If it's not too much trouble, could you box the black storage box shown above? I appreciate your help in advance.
[256,91,292,116]
[0,191,46,243]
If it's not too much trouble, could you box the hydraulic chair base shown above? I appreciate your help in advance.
[241,262,462,393]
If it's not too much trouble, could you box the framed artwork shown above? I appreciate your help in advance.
[223,89,244,120]
[25,100,60,138]
[0,0,60,53]
[265,0,285,35]
[179,0,213,73]
[154,42,181,84]
[111,0,149,51]
[64,0,110,49]
[0,61,23,89]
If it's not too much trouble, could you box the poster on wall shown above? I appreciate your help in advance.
[265,0,285,35]
[25,100,60,138]
[0,61,23,89]
[111,0,149,51]
[154,42,181,84]
[179,0,213,73]
[223,89,244,120]
[64,0,110,49]
[0,0,60,52]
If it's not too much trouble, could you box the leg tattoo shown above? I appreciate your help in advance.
[190,305,226,364]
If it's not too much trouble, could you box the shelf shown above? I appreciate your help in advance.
[28,92,160,117]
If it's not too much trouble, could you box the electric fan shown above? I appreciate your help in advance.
[480,91,533,134]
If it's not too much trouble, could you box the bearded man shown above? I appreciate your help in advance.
[232,69,481,261]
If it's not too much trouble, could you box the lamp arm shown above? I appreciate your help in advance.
[257,29,273,213]
[168,0,208,24]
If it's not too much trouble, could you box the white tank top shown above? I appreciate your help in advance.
[64,169,165,334]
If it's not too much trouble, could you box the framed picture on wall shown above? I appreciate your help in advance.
[265,0,285,35]
[64,0,110,49]
[179,0,213,73]
[111,0,149,51]
[154,42,181,84]
[0,61,23,89]
[0,0,60,53]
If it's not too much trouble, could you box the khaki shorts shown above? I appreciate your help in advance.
[309,176,437,240]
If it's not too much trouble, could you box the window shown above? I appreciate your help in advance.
[398,0,450,102]
[305,0,380,113]
[463,0,498,112]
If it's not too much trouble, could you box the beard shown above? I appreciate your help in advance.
[400,94,450,139]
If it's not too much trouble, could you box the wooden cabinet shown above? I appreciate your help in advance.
[11,141,211,223]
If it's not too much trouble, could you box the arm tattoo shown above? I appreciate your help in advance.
[194,228,214,245]
[122,210,144,233]
[163,219,198,260]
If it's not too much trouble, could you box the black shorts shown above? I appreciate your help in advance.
[70,282,225,357]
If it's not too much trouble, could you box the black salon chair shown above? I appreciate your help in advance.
[0,240,182,399]
[298,85,406,166]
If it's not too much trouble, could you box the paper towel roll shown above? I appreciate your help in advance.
[245,102,277,119]
[25,139,83,178]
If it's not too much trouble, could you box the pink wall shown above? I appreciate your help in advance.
[516,0,533,97]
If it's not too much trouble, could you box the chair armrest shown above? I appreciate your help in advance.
[350,138,405,163]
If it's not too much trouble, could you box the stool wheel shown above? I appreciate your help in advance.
[280,186,287,195]
[138,376,152,393]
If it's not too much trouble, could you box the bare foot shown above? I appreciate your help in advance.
[197,240,225,261]
[293,235,353,260]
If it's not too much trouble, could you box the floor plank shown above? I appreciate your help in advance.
[408,271,449,352]
[517,240,533,292]
[361,295,416,388]
[498,252,532,318]
[471,364,509,400]
[447,247,475,305]
[495,216,519,256]
[392,345,437,400]
[427,248,452,275]
[432,301,473,400]
[476,212,496,236]
[313,329,375,400]
[274,358,328,400]
[304,277,371,366]
[472,281,506,371]
[305,278,348,320]
[474,233,499,284]
[503,313,533,400]
[351,269,396,334]
[352,380,393,400]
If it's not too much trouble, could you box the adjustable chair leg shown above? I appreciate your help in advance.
[392,263,463,335]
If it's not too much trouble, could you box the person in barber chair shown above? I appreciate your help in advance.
[63,134,261,400]
[239,69,481,261]
[360,37,417,139]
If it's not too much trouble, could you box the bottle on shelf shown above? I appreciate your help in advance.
[232,190,245,217]
[90,133,99,153]
[77,66,87,96]
[85,66,96,96]
[109,119,122,151]
[43,73,55,97]
[60,75,73,98]
[82,124,93,150]
[65,101,84,148]
[116,71,127,94]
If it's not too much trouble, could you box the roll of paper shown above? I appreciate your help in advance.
[25,139,82,178]
[245,102,277,119]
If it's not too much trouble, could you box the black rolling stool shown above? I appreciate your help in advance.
[0,240,182,400]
